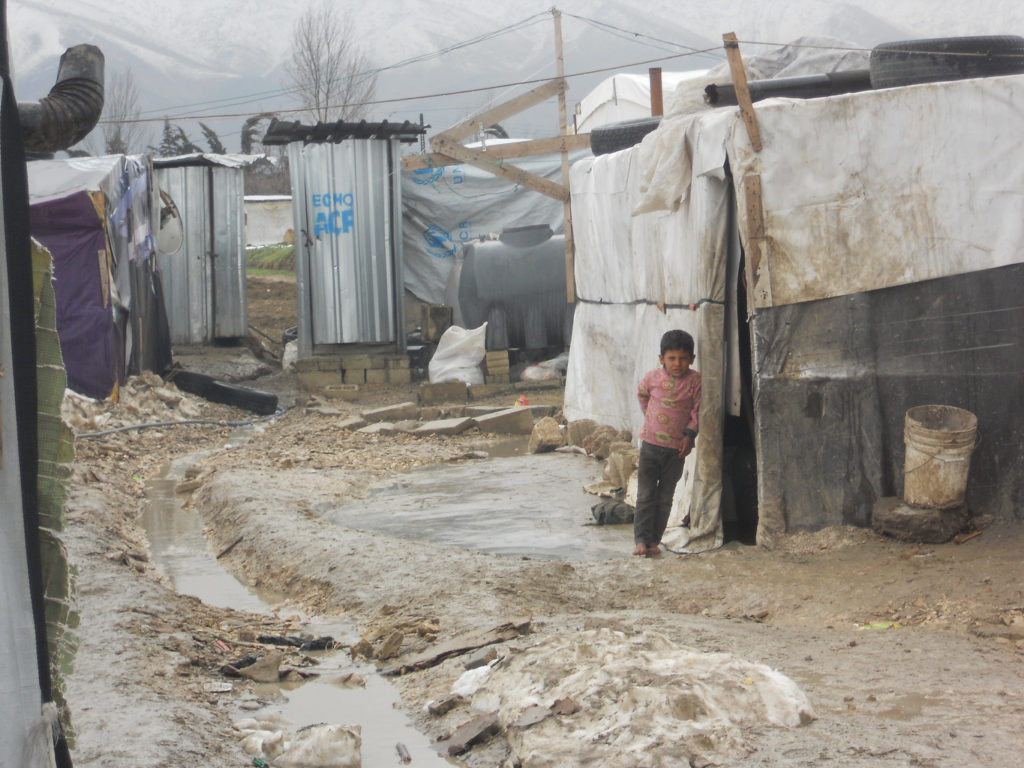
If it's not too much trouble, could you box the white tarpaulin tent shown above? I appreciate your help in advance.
[574,70,708,133]
[566,43,1024,552]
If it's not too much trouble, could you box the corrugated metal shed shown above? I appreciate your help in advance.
[271,120,424,357]
[154,154,252,344]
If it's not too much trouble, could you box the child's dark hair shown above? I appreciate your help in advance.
[660,329,694,356]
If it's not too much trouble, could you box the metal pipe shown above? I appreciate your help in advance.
[704,69,872,106]
[18,44,104,154]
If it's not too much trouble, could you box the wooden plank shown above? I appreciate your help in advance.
[430,136,569,201]
[650,67,664,116]
[723,33,762,152]
[435,79,568,144]
[743,174,771,307]
[401,133,591,171]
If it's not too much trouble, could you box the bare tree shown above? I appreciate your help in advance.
[285,1,377,123]
[98,67,148,155]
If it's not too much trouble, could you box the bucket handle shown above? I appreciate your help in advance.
[905,428,981,475]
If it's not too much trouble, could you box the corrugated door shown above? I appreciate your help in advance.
[156,166,211,344]
[210,166,247,338]
[293,140,399,345]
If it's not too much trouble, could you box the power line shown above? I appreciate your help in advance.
[103,45,723,127]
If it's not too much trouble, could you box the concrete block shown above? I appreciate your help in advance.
[464,405,504,417]
[388,367,412,385]
[338,415,368,430]
[298,371,342,390]
[357,422,396,435]
[365,368,388,385]
[342,368,365,385]
[294,358,319,374]
[515,378,563,390]
[322,383,361,402]
[420,381,468,405]
[413,417,475,436]
[418,406,444,420]
[473,406,535,435]
[485,374,510,384]
[341,354,387,370]
[388,356,411,369]
[317,357,341,372]
[361,401,419,424]
[468,383,508,400]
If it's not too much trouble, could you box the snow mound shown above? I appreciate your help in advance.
[472,627,814,767]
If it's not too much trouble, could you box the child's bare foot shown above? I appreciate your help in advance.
[646,544,661,556]
[633,543,647,556]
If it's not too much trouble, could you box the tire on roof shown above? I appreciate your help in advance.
[588,117,662,156]
[869,35,1024,90]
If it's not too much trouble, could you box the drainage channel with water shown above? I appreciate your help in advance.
[139,424,460,767]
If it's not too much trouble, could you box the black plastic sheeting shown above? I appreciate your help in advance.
[752,262,1024,535]
[458,231,574,351]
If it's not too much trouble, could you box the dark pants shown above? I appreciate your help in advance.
[634,441,685,546]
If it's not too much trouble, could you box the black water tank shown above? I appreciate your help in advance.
[458,225,574,350]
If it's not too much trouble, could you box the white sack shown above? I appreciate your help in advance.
[428,323,486,384]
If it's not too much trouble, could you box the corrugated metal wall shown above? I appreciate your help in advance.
[289,139,403,349]
[156,165,247,344]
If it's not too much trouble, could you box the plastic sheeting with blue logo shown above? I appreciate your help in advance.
[401,147,585,304]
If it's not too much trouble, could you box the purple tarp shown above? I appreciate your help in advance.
[30,191,117,400]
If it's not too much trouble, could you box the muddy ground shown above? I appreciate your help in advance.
[60,275,1024,767]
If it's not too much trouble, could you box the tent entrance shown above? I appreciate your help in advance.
[721,209,758,545]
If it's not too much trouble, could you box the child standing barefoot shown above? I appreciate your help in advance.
[633,330,701,557]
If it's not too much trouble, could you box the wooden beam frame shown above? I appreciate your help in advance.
[429,135,569,201]
[723,33,763,152]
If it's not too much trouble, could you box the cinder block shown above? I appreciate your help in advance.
[317,357,342,372]
[472,406,535,435]
[361,402,419,423]
[387,356,411,369]
[412,417,475,436]
[365,368,388,385]
[295,358,319,374]
[468,384,507,400]
[388,367,412,385]
[342,368,365,385]
[298,371,342,390]
[485,374,510,384]
[342,354,387,370]
[419,381,468,405]
[323,384,361,402]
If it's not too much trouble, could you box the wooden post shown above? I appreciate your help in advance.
[649,67,664,116]
[553,9,576,303]
[722,33,762,152]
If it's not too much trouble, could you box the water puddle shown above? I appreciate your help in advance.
[139,426,459,767]
[322,447,624,560]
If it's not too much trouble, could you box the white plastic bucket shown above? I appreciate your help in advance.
[903,405,977,509]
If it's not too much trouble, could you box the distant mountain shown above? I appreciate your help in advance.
[8,0,1023,152]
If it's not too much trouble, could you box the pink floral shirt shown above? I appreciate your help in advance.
[637,367,701,451]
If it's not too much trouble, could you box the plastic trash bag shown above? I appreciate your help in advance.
[428,323,487,384]
[520,350,569,382]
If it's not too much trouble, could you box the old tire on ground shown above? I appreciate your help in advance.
[869,35,1024,89]
[589,117,662,156]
